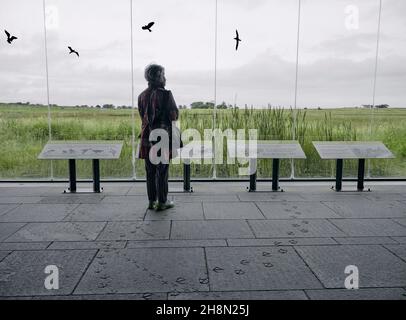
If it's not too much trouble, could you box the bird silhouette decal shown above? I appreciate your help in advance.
[4,30,17,44]
[142,22,155,32]
[68,46,79,57]
[234,29,241,51]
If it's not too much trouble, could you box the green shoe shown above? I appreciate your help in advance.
[148,201,157,210]
[155,201,174,211]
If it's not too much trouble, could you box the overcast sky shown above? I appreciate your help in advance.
[0,0,405,108]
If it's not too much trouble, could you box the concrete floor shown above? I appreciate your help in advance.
[0,181,405,300]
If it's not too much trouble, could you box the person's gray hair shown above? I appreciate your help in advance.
[144,64,166,87]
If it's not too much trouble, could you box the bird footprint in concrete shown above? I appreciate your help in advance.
[235,269,245,275]
[278,248,288,254]
[143,293,153,300]
[240,259,250,265]
[199,277,209,284]
[176,277,186,284]
[263,262,273,268]
[213,267,224,273]
[262,251,271,257]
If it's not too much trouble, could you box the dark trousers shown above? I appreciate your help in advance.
[145,158,169,204]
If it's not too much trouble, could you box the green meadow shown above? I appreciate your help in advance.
[0,103,405,180]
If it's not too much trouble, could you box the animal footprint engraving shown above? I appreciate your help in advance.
[213,267,224,273]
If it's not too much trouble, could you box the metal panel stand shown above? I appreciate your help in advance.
[335,159,343,192]
[93,159,101,193]
[67,159,77,193]
[64,158,103,193]
[357,158,367,192]
[272,158,280,192]
[248,158,256,192]
[183,163,192,192]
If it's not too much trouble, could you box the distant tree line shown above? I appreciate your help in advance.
[362,104,389,109]
[190,101,236,109]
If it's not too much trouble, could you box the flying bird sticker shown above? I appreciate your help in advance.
[68,46,79,57]
[4,30,17,44]
[142,22,155,32]
[234,29,241,51]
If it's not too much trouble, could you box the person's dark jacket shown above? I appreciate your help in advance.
[138,85,179,160]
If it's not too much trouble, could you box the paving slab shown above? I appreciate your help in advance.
[205,246,322,291]
[296,192,369,202]
[4,293,167,300]
[127,239,227,248]
[173,194,240,203]
[256,202,340,219]
[74,248,208,294]
[333,237,398,245]
[39,195,104,204]
[0,204,18,216]
[203,202,264,220]
[0,187,56,197]
[101,195,148,204]
[227,237,338,247]
[0,251,11,262]
[99,187,132,196]
[384,245,406,261]
[392,237,406,244]
[171,220,254,239]
[237,192,305,202]
[0,204,77,222]
[5,222,106,242]
[0,249,96,296]
[323,200,406,218]
[169,290,308,300]
[0,197,42,204]
[0,242,50,251]
[306,288,406,300]
[248,219,345,238]
[393,218,406,227]
[65,203,145,221]
[365,193,406,202]
[296,245,406,288]
[48,241,127,250]
[97,221,170,241]
[330,218,406,237]
[145,202,204,220]
[0,223,25,241]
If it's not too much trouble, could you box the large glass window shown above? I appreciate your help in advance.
[132,0,215,178]
[295,0,381,178]
[0,0,405,181]
[44,0,133,179]
[216,0,299,178]
[369,0,406,177]
[0,0,50,179]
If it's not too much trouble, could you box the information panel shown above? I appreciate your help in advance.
[313,141,394,159]
[227,140,306,159]
[38,141,123,160]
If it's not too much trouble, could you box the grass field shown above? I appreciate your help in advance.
[0,103,405,180]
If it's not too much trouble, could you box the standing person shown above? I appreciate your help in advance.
[138,64,179,211]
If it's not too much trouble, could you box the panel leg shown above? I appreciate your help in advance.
[335,159,343,192]
[68,159,77,193]
[183,163,191,192]
[357,158,365,192]
[272,158,280,192]
[92,159,101,193]
[249,158,257,192]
